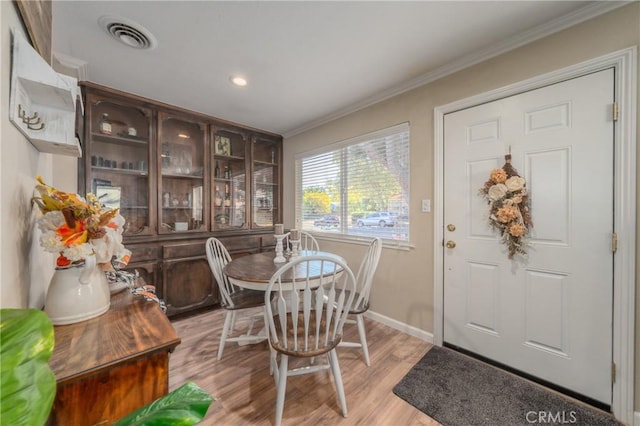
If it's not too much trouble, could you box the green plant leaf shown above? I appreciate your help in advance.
[0,308,56,426]
[113,382,214,426]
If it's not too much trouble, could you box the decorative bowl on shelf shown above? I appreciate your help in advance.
[215,214,229,225]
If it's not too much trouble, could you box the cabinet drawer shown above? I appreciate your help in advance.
[129,244,161,262]
[218,235,261,253]
[163,241,206,259]
[261,235,278,250]
[162,257,216,316]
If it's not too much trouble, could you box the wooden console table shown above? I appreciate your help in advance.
[47,290,181,425]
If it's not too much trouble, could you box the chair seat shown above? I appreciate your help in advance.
[271,312,342,357]
[224,289,267,310]
[344,290,369,315]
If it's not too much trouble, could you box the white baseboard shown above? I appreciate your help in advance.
[634,410,640,426]
[365,310,434,343]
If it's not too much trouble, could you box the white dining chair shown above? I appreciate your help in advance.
[264,255,356,426]
[205,237,267,360]
[338,237,382,366]
[284,231,320,252]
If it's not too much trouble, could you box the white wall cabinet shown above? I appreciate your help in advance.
[9,29,81,157]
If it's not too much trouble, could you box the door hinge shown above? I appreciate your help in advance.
[613,102,619,122]
[611,361,616,383]
[612,232,618,253]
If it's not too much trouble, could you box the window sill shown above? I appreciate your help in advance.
[310,232,414,251]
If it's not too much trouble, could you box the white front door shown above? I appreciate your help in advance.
[443,69,614,404]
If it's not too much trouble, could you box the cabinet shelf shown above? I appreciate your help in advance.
[120,206,149,210]
[91,132,149,146]
[161,172,204,179]
[92,166,148,176]
[215,154,245,161]
[254,160,278,166]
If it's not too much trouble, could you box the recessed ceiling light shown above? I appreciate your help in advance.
[230,76,248,87]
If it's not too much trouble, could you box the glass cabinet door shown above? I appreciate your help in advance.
[158,112,208,234]
[211,127,248,230]
[252,134,280,229]
[84,94,153,236]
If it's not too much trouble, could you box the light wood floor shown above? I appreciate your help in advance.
[168,307,439,425]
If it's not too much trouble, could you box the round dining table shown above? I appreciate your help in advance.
[224,250,345,291]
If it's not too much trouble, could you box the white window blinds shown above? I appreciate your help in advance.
[295,123,409,242]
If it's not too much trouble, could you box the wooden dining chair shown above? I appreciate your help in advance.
[284,231,320,252]
[264,255,356,426]
[338,237,382,366]
[205,237,267,360]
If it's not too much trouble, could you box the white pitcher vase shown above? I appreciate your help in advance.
[44,255,111,325]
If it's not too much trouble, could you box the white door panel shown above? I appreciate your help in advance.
[443,69,614,404]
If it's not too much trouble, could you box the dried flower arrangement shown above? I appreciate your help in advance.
[479,155,532,259]
[32,176,130,269]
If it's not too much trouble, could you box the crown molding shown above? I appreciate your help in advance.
[283,1,630,139]
[52,52,89,81]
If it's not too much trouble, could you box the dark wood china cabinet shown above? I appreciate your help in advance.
[79,82,282,316]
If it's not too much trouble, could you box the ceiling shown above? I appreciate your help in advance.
[51,1,621,137]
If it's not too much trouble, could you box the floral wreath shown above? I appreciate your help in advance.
[479,154,532,259]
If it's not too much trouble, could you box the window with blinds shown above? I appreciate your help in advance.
[295,123,409,242]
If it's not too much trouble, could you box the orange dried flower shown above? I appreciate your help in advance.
[496,205,518,223]
[490,168,508,183]
[508,223,527,237]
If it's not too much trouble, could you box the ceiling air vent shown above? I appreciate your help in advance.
[98,16,157,50]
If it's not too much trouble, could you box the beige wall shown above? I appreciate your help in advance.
[0,2,77,309]
[283,3,640,411]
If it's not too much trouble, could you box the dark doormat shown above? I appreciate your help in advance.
[392,346,621,426]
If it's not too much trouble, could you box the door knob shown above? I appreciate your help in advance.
[446,240,456,249]
[447,224,456,232]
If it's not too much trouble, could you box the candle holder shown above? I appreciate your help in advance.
[289,239,301,261]
[274,234,287,263]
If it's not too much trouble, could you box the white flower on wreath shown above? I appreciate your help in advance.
[487,184,508,201]
[505,176,525,192]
